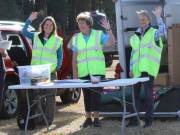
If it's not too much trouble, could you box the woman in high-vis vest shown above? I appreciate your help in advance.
[70,12,115,128]
[127,7,166,128]
[22,12,63,125]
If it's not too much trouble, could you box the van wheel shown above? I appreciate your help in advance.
[0,82,19,119]
[60,88,81,104]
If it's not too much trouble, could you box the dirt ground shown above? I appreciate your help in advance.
[0,95,180,135]
[0,60,180,135]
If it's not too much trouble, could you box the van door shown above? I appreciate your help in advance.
[164,0,180,26]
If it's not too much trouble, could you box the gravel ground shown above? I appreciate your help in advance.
[0,95,180,135]
[0,60,180,135]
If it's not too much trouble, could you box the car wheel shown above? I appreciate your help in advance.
[60,88,81,104]
[0,82,19,118]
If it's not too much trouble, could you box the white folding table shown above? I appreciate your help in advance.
[9,77,149,135]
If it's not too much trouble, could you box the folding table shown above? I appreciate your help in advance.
[9,77,149,135]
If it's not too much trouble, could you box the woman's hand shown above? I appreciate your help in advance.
[29,12,38,21]
[0,48,7,57]
[152,6,162,17]
[100,18,111,31]
[0,48,5,54]
[129,71,133,78]
[100,18,115,46]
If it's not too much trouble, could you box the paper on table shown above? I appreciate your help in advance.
[0,40,12,50]
[53,79,88,83]
[34,82,54,86]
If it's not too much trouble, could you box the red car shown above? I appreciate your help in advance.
[0,21,81,118]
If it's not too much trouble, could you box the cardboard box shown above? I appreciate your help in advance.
[167,26,180,85]
[154,73,169,86]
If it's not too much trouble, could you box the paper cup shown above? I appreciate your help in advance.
[90,75,100,84]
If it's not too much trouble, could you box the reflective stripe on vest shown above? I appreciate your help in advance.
[77,57,105,64]
[31,33,62,72]
[130,28,163,78]
[72,29,105,77]
[33,36,60,53]
[130,53,161,67]
[31,56,57,63]
[132,42,162,55]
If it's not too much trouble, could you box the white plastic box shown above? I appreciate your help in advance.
[18,64,51,85]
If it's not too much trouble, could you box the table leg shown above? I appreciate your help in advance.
[25,90,30,133]
[121,86,126,135]
[37,100,49,131]
[131,85,141,124]
[25,91,50,133]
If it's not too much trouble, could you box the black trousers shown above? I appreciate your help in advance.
[132,72,154,122]
[0,55,5,109]
[80,75,104,112]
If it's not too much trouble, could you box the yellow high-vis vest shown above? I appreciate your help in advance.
[72,29,105,78]
[130,27,163,78]
[31,33,63,72]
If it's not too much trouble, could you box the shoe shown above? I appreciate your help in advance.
[94,118,101,127]
[126,120,140,127]
[143,120,152,128]
[81,118,93,128]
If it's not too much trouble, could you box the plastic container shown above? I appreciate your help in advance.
[18,64,51,85]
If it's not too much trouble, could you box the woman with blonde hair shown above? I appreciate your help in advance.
[70,12,115,128]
